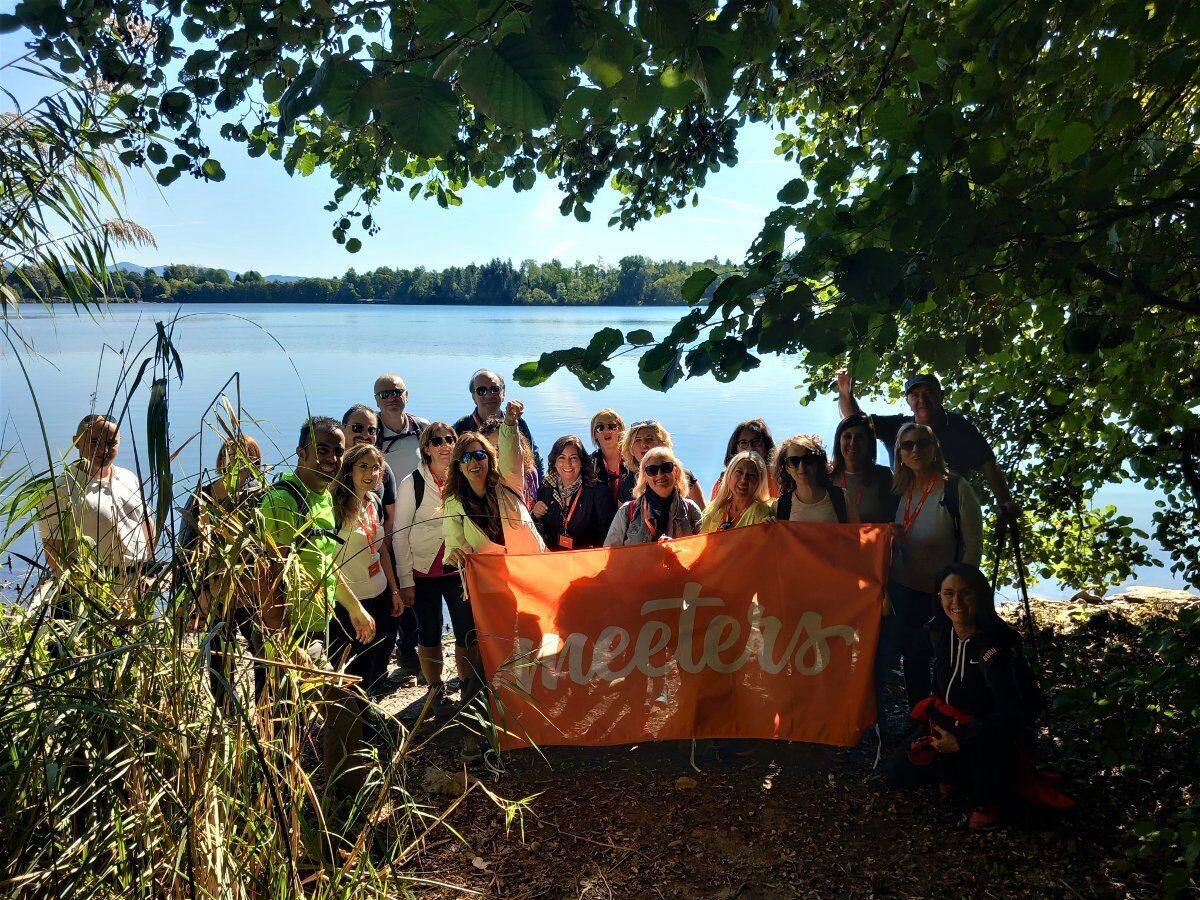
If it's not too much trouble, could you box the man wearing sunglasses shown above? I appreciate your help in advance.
[837,370,1017,516]
[453,368,544,477]
[374,373,429,481]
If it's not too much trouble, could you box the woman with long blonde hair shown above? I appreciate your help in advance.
[605,446,702,546]
[885,422,983,711]
[616,420,705,508]
[699,450,773,533]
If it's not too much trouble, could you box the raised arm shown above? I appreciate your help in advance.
[836,369,865,419]
[499,401,526,498]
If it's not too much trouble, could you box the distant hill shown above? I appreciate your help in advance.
[110,262,302,283]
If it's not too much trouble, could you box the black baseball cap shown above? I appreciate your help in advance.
[903,374,941,393]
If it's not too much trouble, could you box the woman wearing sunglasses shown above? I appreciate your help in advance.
[393,422,475,715]
[771,435,859,523]
[443,400,546,566]
[588,408,627,501]
[699,450,773,533]
[343,404,398,542]
[709,419,780,501]
[605,446,703,546]
[616,420,706,508]
[830,414,899,524]
[886,422,983,711]
[532,434,618,550]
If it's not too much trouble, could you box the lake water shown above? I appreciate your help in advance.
[0,302,1186,599]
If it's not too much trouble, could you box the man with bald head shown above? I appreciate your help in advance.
[453,368,543,476]
[374,373,429,479]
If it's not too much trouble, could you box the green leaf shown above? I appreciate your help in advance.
[681,267,718,303]
[376,73,458,157]
[181,18,204,41]
[201,159,225,181]
[690,44,733,108]
[837,247,901,303]
[583,326,624,368]
[415,0,478,38]
[626,328,654,345]
[1056,122,1094,162]
[320,58,373,127]
[146,143,167,165]
[459,34,568,130]
[513,360,553,387]
[156,166,181,186]
[346,238,362,253]
[637,0,694,51]
[777,178,808,204]
[967,136,1008,184]
[1096,38,1134,90]
[909,39,937,69]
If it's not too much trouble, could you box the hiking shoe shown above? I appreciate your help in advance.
[968,806,1000,830]
[395,649,422,676]
[427,683,456,718]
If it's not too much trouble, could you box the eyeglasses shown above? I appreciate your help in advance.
[785,454,821,468]
[899,438,934,453]
[644,461,675,477]
[427,435,454,447]
[375,389,406,400]
[736,438,766,450]
[630,420,658,428]
[594,422,621,432]
[349,423,378,435]
[474,385,503,397]
[459,450,488,463]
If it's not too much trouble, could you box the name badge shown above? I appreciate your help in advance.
[368,560,381,577]
[557,535,575,550]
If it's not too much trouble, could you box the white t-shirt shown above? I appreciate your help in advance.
[787,492,839,523]
[335,500,387,602]
[38,463,150,565]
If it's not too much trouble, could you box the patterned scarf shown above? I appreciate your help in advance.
[546,471,582,514]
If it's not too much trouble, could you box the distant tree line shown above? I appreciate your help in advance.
[11,257,733,306]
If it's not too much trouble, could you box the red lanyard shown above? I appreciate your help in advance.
[903,479,937,531]
[561,488,583,532]
[361,501,379,556]
[641,498,660,539]
[840,473,865,510]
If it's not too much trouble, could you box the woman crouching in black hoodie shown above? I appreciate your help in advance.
[884,563,1049,830]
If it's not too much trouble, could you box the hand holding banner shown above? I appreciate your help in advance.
[467,521,891,750]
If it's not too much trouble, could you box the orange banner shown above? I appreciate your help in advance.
[467,521,891,750]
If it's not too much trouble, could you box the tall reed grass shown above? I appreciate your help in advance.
[0,317,520,898]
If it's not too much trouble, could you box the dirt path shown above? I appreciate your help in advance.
[375,676,1146,898]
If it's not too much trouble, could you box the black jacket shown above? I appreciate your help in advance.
[589,448,626,503]
[928,617,1036,751]
[535,480,618,550]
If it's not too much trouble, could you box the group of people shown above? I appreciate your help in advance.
[37,367,1049,827]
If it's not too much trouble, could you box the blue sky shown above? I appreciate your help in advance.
[1,24,796,277]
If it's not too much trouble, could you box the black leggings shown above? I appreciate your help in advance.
[413,573,475,649]
[883,582,935,711]
[206,607,266,709]
[328,587,399,691]
[884,732,1017,808]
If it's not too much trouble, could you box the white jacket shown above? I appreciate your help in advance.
[392,459,447,588]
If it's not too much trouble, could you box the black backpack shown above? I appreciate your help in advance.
[940,475,964,563]
[268,476,344,546]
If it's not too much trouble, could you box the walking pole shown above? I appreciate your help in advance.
[1009,514,1041,667]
